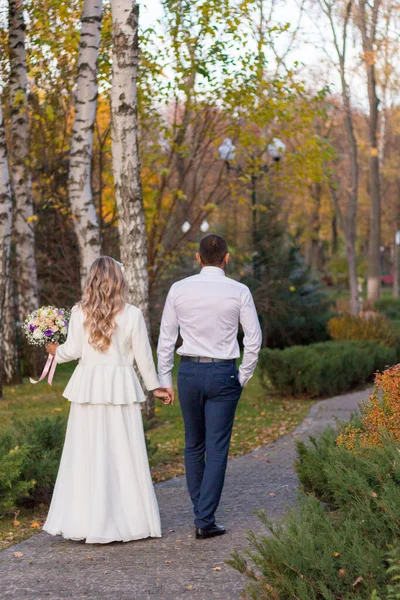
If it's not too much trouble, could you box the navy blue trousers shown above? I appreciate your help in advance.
[177,360,242,529]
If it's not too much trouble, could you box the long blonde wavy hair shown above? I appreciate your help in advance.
[80,256,126,352]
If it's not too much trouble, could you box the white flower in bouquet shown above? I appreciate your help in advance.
[23,306,71,347]
[33,328,44,340]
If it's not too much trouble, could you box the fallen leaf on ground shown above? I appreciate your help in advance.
[186,585,193,590]
[13,521,20,527]
[13,552,23,558]
[213,566,222,572]
[30,522,40,529]
[353,576,363,587]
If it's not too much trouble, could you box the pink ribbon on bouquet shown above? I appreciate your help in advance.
[30,353,57,386]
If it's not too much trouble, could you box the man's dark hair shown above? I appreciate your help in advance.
[199,234,228,266]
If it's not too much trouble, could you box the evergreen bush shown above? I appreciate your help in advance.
[0,414,156,512]
[228,494,389,600]
[258,340,396,398]
[230,378,400,599]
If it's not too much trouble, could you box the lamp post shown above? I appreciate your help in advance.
[218,137,286,279]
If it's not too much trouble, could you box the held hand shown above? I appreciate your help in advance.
[153,387,174,405]
[165,387,175,406]
[46,343,59,356]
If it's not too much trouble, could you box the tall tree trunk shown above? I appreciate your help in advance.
[356,0,382,304]
[69,0,102,290]
[321,0,360,315]
[3,274,22,385]
[0,102,13,398]
[310,182,322,275]
[111,0,154,419]
[8,0,39,322]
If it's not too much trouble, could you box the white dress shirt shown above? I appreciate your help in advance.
[56,303,160,404]
[157,266,262,388]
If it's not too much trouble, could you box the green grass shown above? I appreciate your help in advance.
[0,359,313,549]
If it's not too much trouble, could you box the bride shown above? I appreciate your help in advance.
[43,256,171,544]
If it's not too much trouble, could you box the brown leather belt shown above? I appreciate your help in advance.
[181,356,236,364]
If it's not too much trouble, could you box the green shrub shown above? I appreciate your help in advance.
[258,341,396,398]
[229,495,389,599]
[0,416,66,512]
[13,416,67,506]
[0,413,157,513]
[372,544,400,600]
[0,444,35,513]
[230,403,400,599]
[375,298,400,321]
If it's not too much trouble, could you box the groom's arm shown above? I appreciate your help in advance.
[157,286,179,389]
[238,287,262,387]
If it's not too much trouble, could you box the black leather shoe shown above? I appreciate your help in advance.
[195,524,226,540]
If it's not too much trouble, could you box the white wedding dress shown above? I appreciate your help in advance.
[43,304,162,544]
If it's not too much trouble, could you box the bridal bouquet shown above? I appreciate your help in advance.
[23,306,70,385]
[23,306,70,347]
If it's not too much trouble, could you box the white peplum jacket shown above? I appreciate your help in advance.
[55,303,160,405]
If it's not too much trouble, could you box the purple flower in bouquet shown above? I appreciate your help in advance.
[29,324,36,332]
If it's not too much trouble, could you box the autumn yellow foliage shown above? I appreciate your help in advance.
[328,313,397,348]
[337,364,400,451]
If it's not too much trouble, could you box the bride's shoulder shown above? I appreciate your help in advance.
[124,303,142,317]
[71,304,84,317]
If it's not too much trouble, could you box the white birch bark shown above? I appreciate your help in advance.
[0,101,13,397]
[111,0,153,418]
[8,0,39,321]
[2,275,21,385]
[69,0,102,290]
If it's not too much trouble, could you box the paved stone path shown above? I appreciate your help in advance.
[0,389,367,600]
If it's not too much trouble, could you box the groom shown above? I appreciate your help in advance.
[157,234,262,539]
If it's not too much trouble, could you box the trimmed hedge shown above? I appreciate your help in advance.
[375,297,400,321]
[258,340,397,398]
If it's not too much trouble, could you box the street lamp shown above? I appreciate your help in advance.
[218,137,286,278]
[267,138,286,162]
[218,138,236,163]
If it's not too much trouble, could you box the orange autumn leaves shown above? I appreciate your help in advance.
[337,364,400,451]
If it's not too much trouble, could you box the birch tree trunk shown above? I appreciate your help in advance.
[8,0,39,378]
[0,102,13,398]
[69,0,102,290]
[3,274,22,385]
[356,0,382,304]
[111,0,154,419]
[8,0,39,319]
